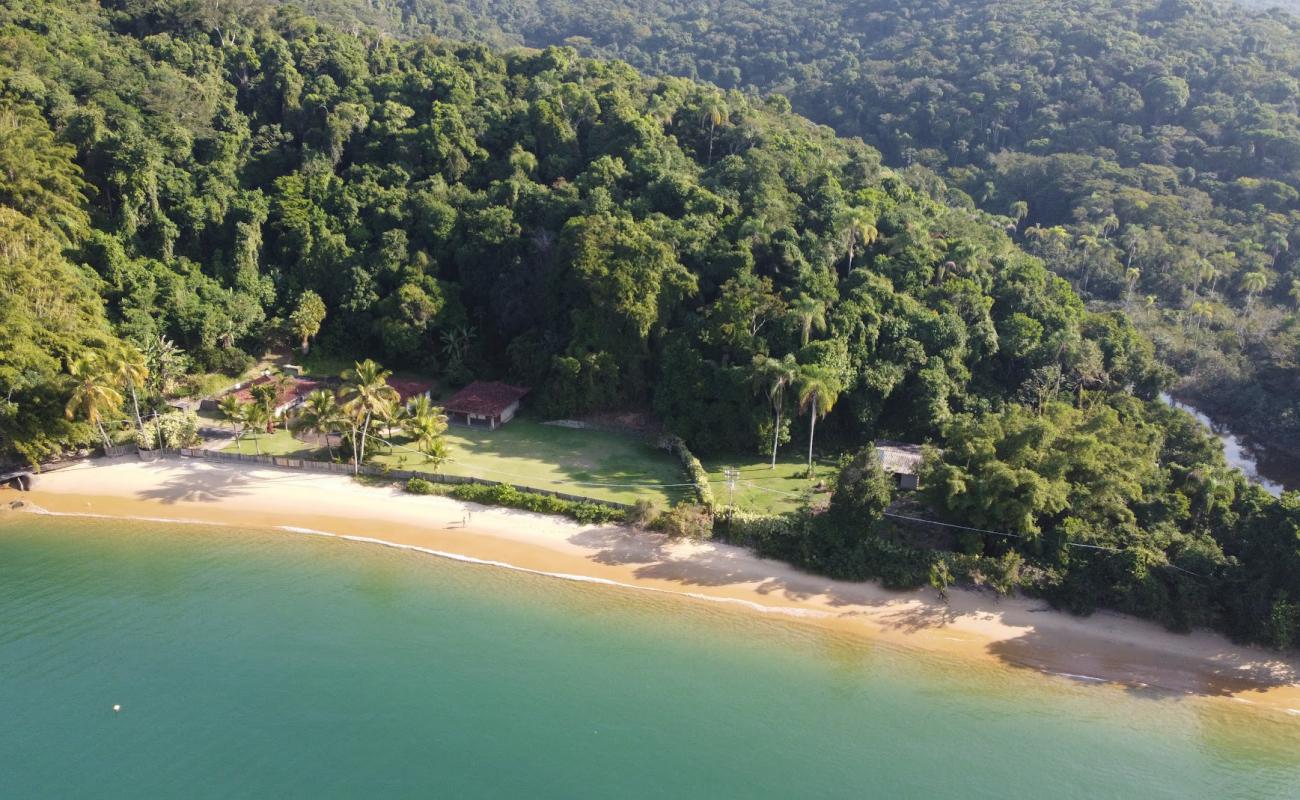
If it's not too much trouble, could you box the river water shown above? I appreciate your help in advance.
[1160,394,1297,496]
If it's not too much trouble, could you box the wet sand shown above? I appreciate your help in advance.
[7,456,1300,715]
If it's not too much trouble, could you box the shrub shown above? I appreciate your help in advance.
[447,482,626,524]
[405,476,438,495]
[627,499,659,528]
[653,503,714,539]
[135,412,201,450]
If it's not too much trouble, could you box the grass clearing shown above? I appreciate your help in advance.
[373,417,689,506]
[223,426,330,459]
[701,454,838,514]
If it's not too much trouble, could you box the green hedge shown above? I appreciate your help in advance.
[666,435,715,509]
[447,482,626,525]
[404,477,440,495]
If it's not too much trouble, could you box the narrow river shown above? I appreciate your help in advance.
[1161,393,1295,496]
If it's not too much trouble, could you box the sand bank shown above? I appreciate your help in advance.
[6,456,1299,713]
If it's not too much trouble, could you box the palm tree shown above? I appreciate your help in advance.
[752,353,799,468]
[217,395,247,454]
[340,359,399,473]
[796,365,842,472]
[838,206,879,272]
[402,396,450,464]
[243,401,269,456]
[1008,200,1029,229]
[1197,260,1220,294]
[65,356,124,451]
[1124,267,1141,308]
[700,95,728,165]
[1189,300,1215,331]
[291,389,345,460]
[1240,270,1269,317]
[1289,279,1300,310]
[249,382,278,434]
[789,295,827,347]
[109,344,150,432]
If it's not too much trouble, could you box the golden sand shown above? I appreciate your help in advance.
[7,456,1299,715]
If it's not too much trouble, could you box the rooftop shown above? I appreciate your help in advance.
[442,381,530,417]
[877,441,926,476]
[229,374,322,408]
[387,377,435,403]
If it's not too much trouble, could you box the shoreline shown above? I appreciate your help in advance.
[6,456,1300,715]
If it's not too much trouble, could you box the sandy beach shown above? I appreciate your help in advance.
[6,455,1300,714]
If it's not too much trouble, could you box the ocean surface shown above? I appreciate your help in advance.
[2,515,1298,799]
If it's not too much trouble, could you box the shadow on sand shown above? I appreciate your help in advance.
[566,524,1298,698]
[133,459,292,504]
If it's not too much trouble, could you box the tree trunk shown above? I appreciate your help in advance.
[770,405,781,469]
[807,395,817,471]
[129,382,143,431]
[97,419,113,452]
[846,239,855,273]
[358,412,372,471]
[301,336,310,355]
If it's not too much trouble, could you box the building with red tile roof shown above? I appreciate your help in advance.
[442,381,529,430]
[387,378,435,405]
[228,374,323,416]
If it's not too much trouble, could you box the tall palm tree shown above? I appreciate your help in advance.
[217,394,247,454]
[242,401,269,456]
[1124,267,1141,309]
[291,389,345,460]
[797,365,842,472]
[402,396,450,464]
[838,206,879,272]
[1240,270,1269,317]
[1189,300,1215,331]
[751,353,799,469]
[110,344,149,432]
[249,382,278,434]
[340,359,399,473]
[789,295,827,347]
[1008,200,1029,228]
[700,95,728,165]
[65,356,123,451]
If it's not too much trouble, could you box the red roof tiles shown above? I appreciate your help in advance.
[442,381,529,417]
[387,378,435,403]
[229,375,322,408]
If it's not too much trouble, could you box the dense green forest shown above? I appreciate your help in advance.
[329,0,1300,461]
[1,0,1298,648]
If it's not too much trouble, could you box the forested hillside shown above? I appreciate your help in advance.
[1,0,1298,647]
[343,0,1300,460]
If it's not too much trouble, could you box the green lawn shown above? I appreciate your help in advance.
[224,426,329,459]
[372,418,690,507]
[702,454,837,514]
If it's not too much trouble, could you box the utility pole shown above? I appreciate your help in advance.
[723,466,738,511]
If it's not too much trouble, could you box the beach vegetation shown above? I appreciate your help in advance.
[448,482,626,524]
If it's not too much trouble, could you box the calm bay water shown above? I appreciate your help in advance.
[2,515,1298,798]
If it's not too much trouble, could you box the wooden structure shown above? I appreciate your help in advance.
[876,441,925,490]
[442,382,529,430]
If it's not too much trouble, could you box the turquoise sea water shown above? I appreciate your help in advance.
[2,515,1299,799]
